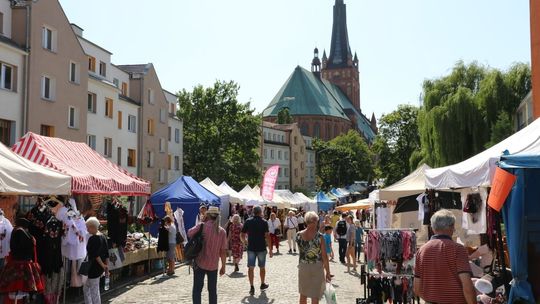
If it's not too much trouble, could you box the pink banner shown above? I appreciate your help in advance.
[261,165,280,201]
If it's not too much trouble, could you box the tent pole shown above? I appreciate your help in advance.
[496,211,510,296]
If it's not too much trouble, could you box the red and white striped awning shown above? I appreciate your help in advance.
[12,132,150,196]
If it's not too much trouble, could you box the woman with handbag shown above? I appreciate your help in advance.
[267,213,281,254]
[83,217,109,304]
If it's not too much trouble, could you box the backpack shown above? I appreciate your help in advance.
[184,223,204,262]
[336,220,347,236]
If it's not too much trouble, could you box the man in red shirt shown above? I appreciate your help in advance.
[414,209,476,304]
[188,206,227,304]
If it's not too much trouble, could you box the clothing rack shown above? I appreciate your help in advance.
[368,272,415,278]
[364,228,418,232]
[361,270,420,304]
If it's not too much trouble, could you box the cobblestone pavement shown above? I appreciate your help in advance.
[105,240,366,303]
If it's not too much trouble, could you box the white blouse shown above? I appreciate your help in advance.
[267,219,281,234]
[0,217,13,259]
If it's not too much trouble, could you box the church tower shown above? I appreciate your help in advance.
[321,0,361,112]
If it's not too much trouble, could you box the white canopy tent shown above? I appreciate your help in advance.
[269,190,293,209]
[426,118,540,189]
[239,185,264,206]
[379,164,431,201]
[0,142,71,195]
[219,182,247,205]
[293,192,317,212]
[200,178,230,225]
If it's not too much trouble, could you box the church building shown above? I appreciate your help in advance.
[263,0,377,143]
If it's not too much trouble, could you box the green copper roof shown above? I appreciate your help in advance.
[262,66,349,120]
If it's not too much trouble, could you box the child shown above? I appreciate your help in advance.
[323,226,334,261]
[354,220,364,262]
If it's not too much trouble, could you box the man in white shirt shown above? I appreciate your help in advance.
[284,211,299,254]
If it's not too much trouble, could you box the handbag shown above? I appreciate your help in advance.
[78,256,90,276]
[184,223,204,262]
[274,228,281,236]
[108,248,123,270]
[176,232,184,244]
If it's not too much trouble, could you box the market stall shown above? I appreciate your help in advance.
[335,198,371,212]
[379,164,431,201]
[150,176,221,232]
[219,182,248,205]
[316,191,334,211]
[200,178,231,226]
[238,185,264,206]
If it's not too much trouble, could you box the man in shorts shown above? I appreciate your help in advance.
[241,205,273,295]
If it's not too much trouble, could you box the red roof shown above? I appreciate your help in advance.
[12,132,150,196]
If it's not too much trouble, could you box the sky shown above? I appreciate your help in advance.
[59,0,531,119]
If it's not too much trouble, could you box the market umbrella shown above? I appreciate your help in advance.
[335,199,371,212]
[393,191,463,214]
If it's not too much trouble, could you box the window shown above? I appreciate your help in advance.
[87,93,96,113]
[159,138,165,153]
[88,56,96,72]
[175,128,180,143]
[105,98,113,118]
[313,123,320,138]
[168,127,172,141]
[160,109,166,123]
[174,156,180,171]
[301,146,304,154]
[285,151,289,160]
[127,149,136,167]
[147,119,154,135]
[272,134,276,141]
[87,135,96,150]
[69,61,79,84]
[278,168,282,177]
[0,119,12,147]
[99,61,106,77]
[294,152,298,161]
[147,89,154,104]
[294,168,298,177]
[128,115,136,133]
[121,82,128,95]
[41,76,55,100]
[117,111,122,129]
[270,149,274,159]
[0,13,3,35]
[168,154,172,170]
[146,151,154,168]
[263,149,267,159]
[113,78,119,88]
[1,63,14,91]
[40,125,54,137]
[42,26,56,51]
[263,132,267,140]
[104,137,112,158]
[294,136,298,145]
[284,168,289,177]
[158,169,165,183]
[278,150,282,160]
[117,147,122,166]
[281,135,284,142]
[68,106,79,129]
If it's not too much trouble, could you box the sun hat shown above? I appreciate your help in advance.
[206,206,220,215]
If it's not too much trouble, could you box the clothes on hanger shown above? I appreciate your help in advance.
[367,276,416,304]
[107,200,128,248]
[0,213,13,259]
[366,230,417,265]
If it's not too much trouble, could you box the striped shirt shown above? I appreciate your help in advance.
[188,220,227,271]
[414,235,472,304]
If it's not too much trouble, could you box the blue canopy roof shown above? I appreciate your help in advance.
[316,191,335,211]
[150,176,220,205]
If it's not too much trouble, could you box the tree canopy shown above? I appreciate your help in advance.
[314,130,373,189]
[418,61,531,167]
[178,80,261,189]
[277,107,293,124]
[373,105,420,186]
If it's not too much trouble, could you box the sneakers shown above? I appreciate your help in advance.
[293,249,296,253]
[260,283,269,291]
[234,264,239,272]
[288,249,292,254]
[249,286,255,295]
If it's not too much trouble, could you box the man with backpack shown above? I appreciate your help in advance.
[334,213,349,264]
[187,206,227,304]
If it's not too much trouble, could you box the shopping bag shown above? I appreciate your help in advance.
[108,248,123,270]
[324,282,337,304]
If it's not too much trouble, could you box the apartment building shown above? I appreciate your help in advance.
[261,122,316,191]
[73,25,139,177]
[164,90,183,182]
[117,63,170,192]
[0,1,183,192]
[11,0,88,142]
[0,1,25,147]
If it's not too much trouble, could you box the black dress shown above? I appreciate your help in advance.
[157,226,169,253]
[107,202,128,247]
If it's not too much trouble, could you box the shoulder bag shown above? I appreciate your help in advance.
[184,223,204,262]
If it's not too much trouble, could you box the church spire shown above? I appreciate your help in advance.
[327,0,353,68]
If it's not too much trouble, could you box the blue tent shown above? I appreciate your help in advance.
[316,191,335,211]
[149,176,221,235]
[499,154,540,303]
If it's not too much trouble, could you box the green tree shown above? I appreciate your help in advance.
[373,105,420,186]
[277,107,293,124]
[314,130,373,189]
[178,81,261,189]
[418,61,530,167]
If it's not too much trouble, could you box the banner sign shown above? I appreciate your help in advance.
[261,165,280,201]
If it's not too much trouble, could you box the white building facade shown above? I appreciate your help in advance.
[262,127,291,190]
[0,2,26,146]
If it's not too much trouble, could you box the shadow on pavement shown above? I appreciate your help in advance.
[240,291,275,304]
[228,272,247,278]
